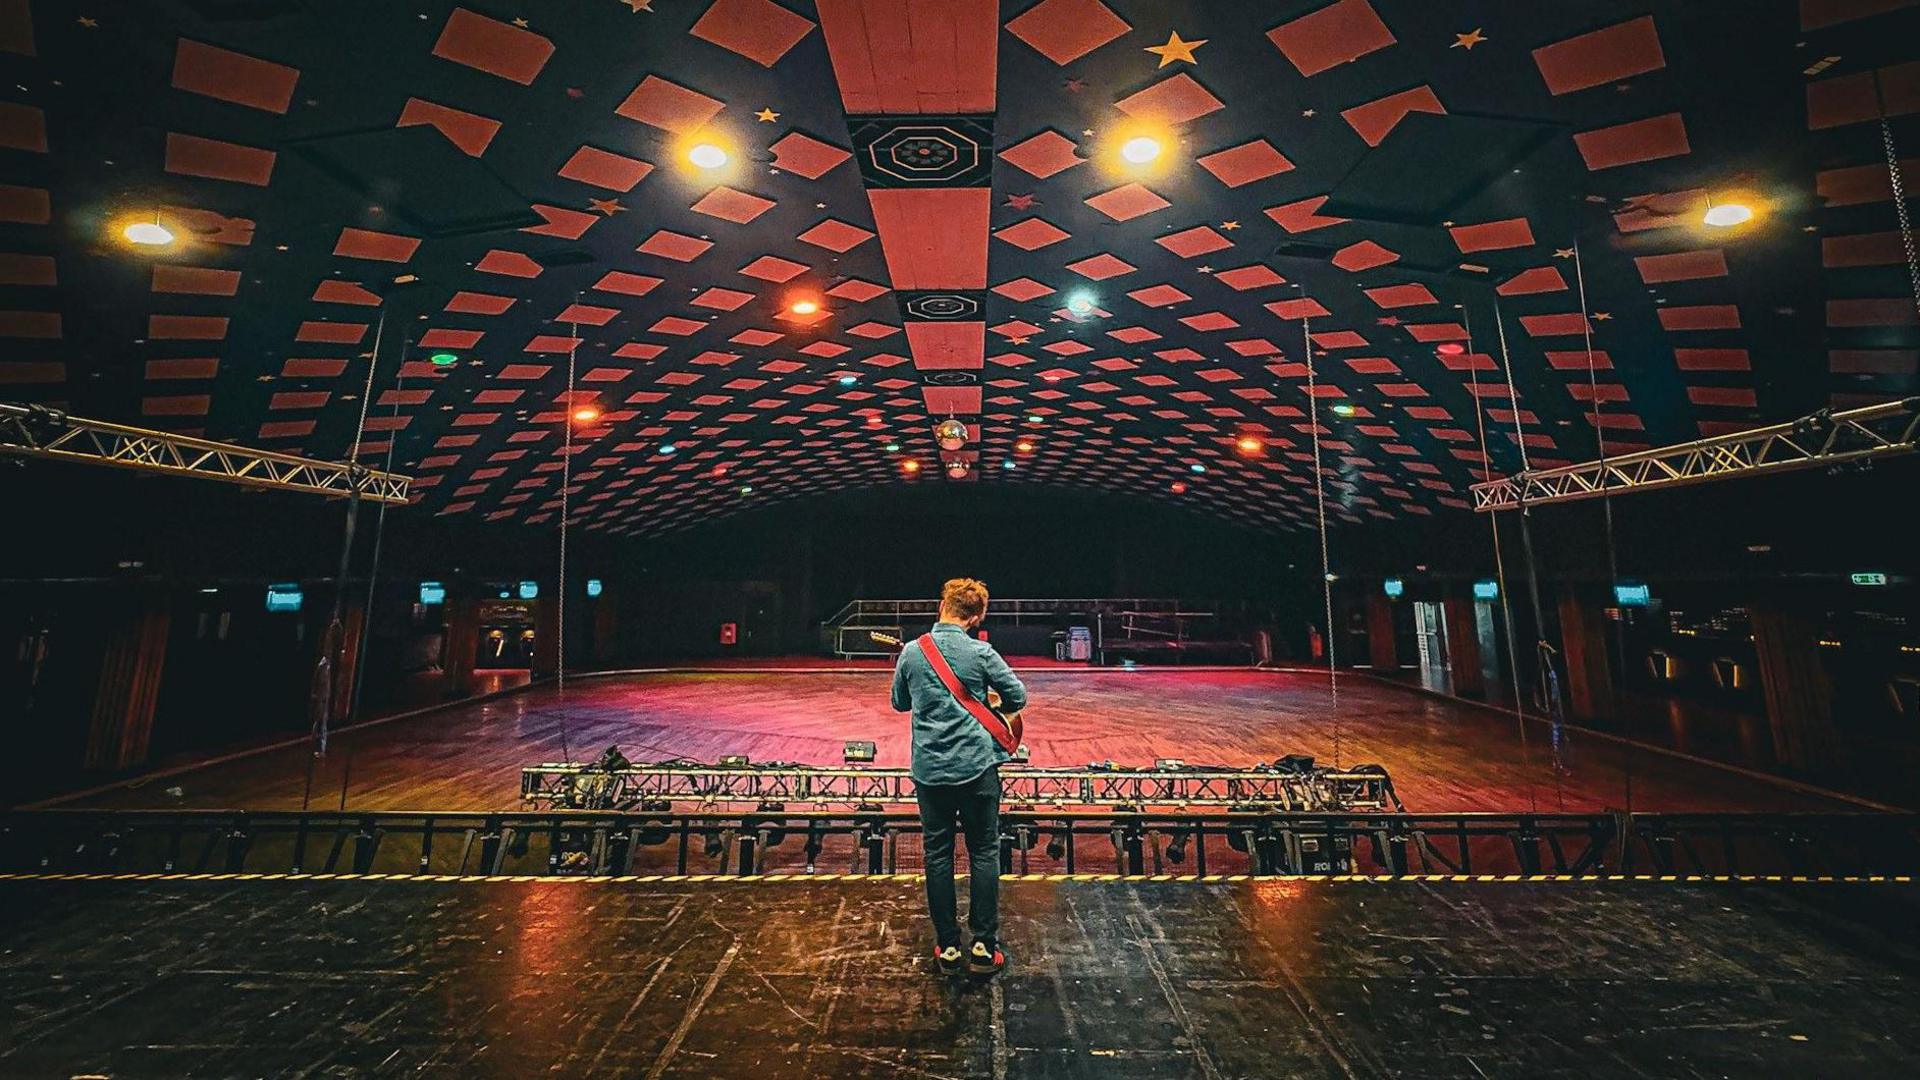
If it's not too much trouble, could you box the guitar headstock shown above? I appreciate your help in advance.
[869,631,903,647]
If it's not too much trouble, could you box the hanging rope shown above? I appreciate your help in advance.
[1491,298,1569,809]
[1876,70,1920,320]
[1572,242,1634,827]
[1463,305,1540,814]
[556,303,580,765]
[303,296,391,812]
[1301,305,1342,769]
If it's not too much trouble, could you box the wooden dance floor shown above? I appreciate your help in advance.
[52,668,1856,813]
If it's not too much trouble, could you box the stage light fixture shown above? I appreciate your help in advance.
[902,459,921,474]
[1330,403,1356,416]
[1236,435,1262,455]
[688,143,728,169]
[843,740,877,764]
[1066,292,1095,315]
[1045,833,1067,860]
[123,219,174,246]
[571,406,601,423]
[790,298,820,315]
[429,352,460,367]
[1120,136,1161,164]
[1165,831,1189,865]
[1703,202,1753,228]
[718,754,750,768]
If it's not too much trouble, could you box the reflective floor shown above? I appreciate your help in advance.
[2,877,1916,1078]
[53,668,1862,813]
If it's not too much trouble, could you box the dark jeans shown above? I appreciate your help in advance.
[916,765,1000,950]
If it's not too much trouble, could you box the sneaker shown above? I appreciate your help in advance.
[934,944,964,975]
[968,940,1006,976]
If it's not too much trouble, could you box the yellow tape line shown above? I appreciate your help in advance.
[0,871,1910,885]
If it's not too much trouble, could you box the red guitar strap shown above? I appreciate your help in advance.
[916,633,1019,753]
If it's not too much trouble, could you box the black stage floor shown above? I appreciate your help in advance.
[3,877,1917,1078]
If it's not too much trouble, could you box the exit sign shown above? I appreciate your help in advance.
[1850,572,1889,586]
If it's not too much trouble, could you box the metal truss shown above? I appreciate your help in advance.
[0,402,411,504]
[1471,398,1920,511]
[519,760,1398,812]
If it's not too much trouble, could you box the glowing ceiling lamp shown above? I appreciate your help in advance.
[884,441,901,452]
[429,352,460,367]
[838,374,858,386]
[688,143,728,169]
[1703,201,1753,228]
[902,459,921,474]
[1330,403,1357,417]
[123,220,174,246]
[1435,342,1466,357]
[789,298,820,315]
[571,406,601,423]
[1189,463,1207,474]
[1066,292,1095,315]
[1015,439,1035,453]
[1170,480,1188,494]
[1236,435,1263,455]
[1120,136,1161,164]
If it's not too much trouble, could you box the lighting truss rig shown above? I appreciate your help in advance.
[1471,398,1920,511]
[0,402,411,504]
[520,759,1398,813]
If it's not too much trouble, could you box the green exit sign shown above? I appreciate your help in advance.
[1850,572,1889,586]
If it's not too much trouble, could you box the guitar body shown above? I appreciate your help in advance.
[985,689,1024,749]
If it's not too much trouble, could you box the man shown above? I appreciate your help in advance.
[890,577,1027,977]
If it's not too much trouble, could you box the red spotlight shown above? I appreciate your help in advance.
[1235,435,1263,455]
[1015,439,1035,453]
[571,406,601,423]
[1170,480,1188,494]
[902,459,921,474]
[1436,342,1466,356]
[789,297,820,315]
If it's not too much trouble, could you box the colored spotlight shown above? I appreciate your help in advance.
[658,442,677,455]
[790,299,820,315]
[689,143,728,169]
[571,406,601,423]
[902,459,921,474]
[123,221,174,246]
[429,352,460,367]
[838,374,857,386]
[1236,436,1263,455]
[1002,459,1016,470]
[1066,293,1095,315]
[1120,136,1161,164]
[1703,202,1752,228]
[1170,481,1188,494]
[1435,342,1466,356]
[1189,463,1207,474]
[1330,403,1356,417]
[885,441,901,452]
[1015,439,1034,453]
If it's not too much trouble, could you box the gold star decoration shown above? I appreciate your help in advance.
[1554,247,1575,259]
[1301,108,1316,118]
[622,0,654,12]
[589,197,625,216]
[1593,312,1612,321]
[1145,31,1206,68]
[1008,336,1031,346]
[1453,28,1487,50]
[78,16,99,27]
[1196,266,1214,274]
[1220,220,1240,230]
[513,17,529,27]
[755,107,779,122]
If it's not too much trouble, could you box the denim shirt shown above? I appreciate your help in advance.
[891,622,1029,786]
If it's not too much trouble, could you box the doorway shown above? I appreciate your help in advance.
[1412,601,1450,693]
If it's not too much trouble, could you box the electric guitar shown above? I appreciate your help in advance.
[873,630,1025,749]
